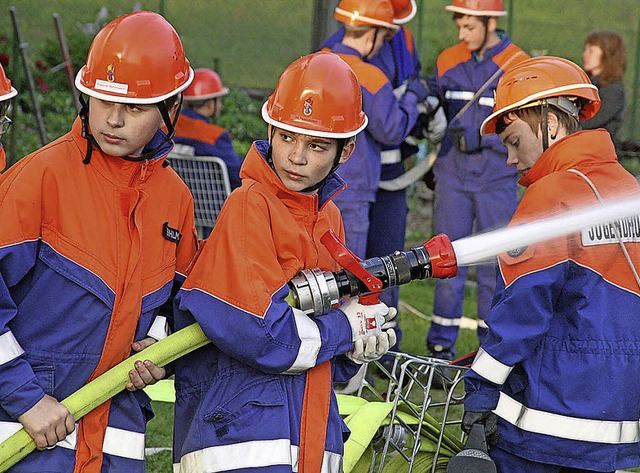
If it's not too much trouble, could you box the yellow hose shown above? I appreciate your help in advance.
[0,323,210,472]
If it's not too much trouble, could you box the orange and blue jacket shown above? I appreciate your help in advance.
[328,43,421,202]
[432,31,527,189]
[172,140,360,472]
[0,117,198,472]
[173,109,243,190]
[465,130,640,471]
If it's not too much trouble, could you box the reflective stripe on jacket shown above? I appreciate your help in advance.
[432,32,527,190]
[172,140,360,472]
[0,117,198,472]
[465,130,640,471]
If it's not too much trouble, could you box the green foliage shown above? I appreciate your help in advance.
[217,89,266,157]
[38,30,92,93]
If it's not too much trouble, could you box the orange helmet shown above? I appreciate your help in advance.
[445,0,507,17]
[75,11,194,104]
[262,52,368,139]
[184,68,229,101]
[481,56,601,135]
[0,64,17,103]
[334,0,400,30]
[391,0,417,24]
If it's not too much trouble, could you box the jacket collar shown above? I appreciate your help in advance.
[181,108,209,123]
[70,117,171,186]
[240,140,346,213]
[519,129,617,187]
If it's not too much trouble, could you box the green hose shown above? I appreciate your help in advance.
[0,323,210,472]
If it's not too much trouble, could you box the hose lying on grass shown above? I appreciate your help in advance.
[338,394,463,473]
[0,323,209,472]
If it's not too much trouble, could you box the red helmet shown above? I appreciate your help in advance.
[445,0,507,17]
[184,68,229,101]
[75,11,194,104]
[334,0,399,30]
[262,52,368,139]
[391,0,417,24]
[0,64,17,102]
[481,56,601,135]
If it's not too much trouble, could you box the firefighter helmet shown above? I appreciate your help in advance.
[481,56,601,135]
[262,52,368,139]
[334,0,400,30]
[75,11,194,104]
[445,0,507,17]
[0,64,17,103]
[391,0,417,24]
[184,68,229,101]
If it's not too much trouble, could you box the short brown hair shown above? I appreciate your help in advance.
[495,104,580,136]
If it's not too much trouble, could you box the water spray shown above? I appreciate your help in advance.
[290,195,640,316]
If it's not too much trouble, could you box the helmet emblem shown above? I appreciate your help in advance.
[106,64,115,82]
[303,96,313,116]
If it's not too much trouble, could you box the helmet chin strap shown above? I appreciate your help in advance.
[364,28,380,61]
[79,94,184,164]
[541,100,550,151]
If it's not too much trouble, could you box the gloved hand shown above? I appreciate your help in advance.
[340,297,395,342]
[347,329,397,364]
[405,77,430,102]
[424,97,447,143]
[461,410,499,447]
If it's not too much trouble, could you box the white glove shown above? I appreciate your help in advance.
[422,96,447,144]
[427,107,447,144]
[347,329,397,364]
[340,296,394,342]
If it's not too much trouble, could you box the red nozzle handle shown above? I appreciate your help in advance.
[423,234,458,279]
[320,230,383,305]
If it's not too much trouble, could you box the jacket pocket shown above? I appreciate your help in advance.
[203,376,285,440]
[31,363,55,395]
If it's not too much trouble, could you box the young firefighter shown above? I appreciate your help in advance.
[462,56,640,472]
[0,63,17,172]
[173,67,243,191]
[172,52,397,472]
[425,0,528,361]
[0,11,198,472]
[326,0,430,261]
[320,0,446,365]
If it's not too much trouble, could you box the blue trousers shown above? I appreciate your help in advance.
[366,187,408,351]
[426,174,517,352]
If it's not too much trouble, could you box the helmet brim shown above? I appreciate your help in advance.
[0,87,18,102]
[445,5,507,16]
[481,83,600,136]
[75,66,195,105]
[261,101,368,139]
[393,0,417,24]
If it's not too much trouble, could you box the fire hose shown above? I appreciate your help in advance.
[0,232,457,471]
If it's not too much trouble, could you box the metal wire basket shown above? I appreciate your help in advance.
[168,152,232,236]
[354,352,468,472]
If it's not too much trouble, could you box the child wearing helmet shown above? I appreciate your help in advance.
[0,11,198,472]
[173,68,243,191]
[0,63,17,172]
[172,52,397,472]
[425,0,529,363]
[462,56,640,472]
[320,0,444,374]
[324,0,431,265]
